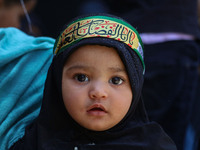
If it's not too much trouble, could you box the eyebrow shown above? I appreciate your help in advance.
[65,65,126,73]
[64,65,91,71]
[108,67,126,73]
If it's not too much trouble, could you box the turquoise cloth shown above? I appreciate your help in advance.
[0,27,55,150]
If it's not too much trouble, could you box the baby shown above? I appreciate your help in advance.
[10,14,177,150]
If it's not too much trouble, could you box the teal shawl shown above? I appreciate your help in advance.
[0,27,55,150]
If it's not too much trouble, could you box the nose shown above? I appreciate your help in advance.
[89,81,108,99]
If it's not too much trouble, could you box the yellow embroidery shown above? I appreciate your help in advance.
[54,16,145,74]
[55,18,140,54]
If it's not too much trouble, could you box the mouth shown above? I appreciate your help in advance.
[87,104,107,116]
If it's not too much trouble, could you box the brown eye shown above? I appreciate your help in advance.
[109,77,123,85]
[74,74,89,82]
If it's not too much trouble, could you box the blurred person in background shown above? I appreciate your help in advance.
[184,0,200,149]
[77,0,200,150]
[0,0,43,36]
[34,0,80,38]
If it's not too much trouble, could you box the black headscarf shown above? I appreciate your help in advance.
[10,14,177,150]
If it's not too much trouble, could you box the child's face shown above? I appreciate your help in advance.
[62,45,132,131]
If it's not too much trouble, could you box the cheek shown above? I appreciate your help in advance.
[62,88,77,116]
[62,80,72,109]
[125,90,133,111]
[62,80,85,113]
[62,84,86,123]
[62,82,74,107]
[113,89,132,117]
[121,94,132,111]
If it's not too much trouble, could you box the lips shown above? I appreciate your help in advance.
[87,104,107,116]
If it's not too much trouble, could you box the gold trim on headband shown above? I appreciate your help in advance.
[54,16,145,73]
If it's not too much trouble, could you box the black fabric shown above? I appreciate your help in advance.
[141,40,200,149]
[34,0,200,39]
[104,0,200,39]
[10,15,177,150]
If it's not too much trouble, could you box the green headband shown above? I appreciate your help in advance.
[54,16,145,74]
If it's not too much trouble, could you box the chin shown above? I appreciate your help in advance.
[85,125,113,132]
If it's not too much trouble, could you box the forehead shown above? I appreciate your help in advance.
[65,45,123,66]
